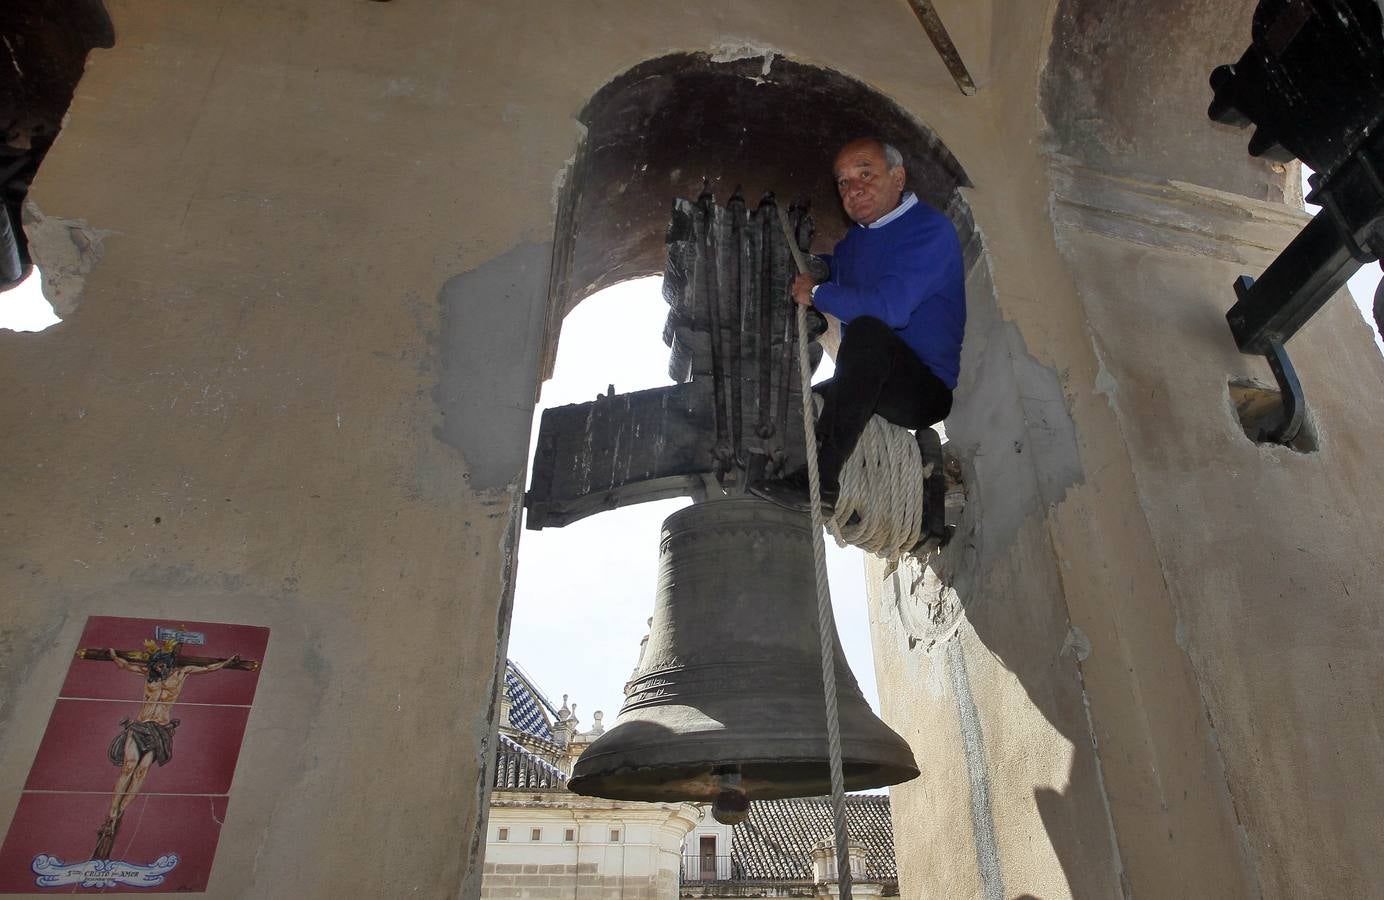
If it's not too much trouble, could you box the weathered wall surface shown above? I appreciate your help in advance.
[871,1,1384,899]
[0,2,574,896]
[1,3,539,895]
[868,1,1264,896]
[1050,171,1384,896]
[3,0,1381,897]
[0,1,1078,896]
[1043,0,1289,202]
[1039,0,1384,895]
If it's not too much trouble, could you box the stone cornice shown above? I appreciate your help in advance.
[490,795,699,819]
[1048,161,1309,268]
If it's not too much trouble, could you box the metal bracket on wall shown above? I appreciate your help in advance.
[1262,336,1306,445]
[1231,276,1308,444]
[1208,0,1384,446]
[903,0,977,96]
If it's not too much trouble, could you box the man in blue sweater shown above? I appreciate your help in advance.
[754,137,965,512]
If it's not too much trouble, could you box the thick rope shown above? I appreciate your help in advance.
[804,316,931,564]
[796,302,854,900]
[822,397,929,567]
[778,206,852,899]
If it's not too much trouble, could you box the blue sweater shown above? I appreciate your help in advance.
[813,200,965,389]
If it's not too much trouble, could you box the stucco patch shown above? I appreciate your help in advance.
[890,552,964,654]
[1062,624,1092,661]
[1092,337,1120,411]
[708,39,779,75]
[947,634,1005,900]
[22,199,110,317]
[946,316,1084,584]
[0,611,68,741]
[888,259,1086,658]
[1008,327,1084,508]
[433,242,551,492]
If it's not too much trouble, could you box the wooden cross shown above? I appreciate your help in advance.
[75,647,260,672]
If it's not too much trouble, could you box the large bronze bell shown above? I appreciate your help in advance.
[568,498,919,819]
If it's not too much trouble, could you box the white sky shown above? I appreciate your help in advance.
[508,277,879,730]
[0,268,60,333]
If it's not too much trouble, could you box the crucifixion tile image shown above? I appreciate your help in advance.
[0,616,269,893]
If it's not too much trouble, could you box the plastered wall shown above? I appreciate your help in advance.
[870,1,1384,898]
[2,1,1380,897]
[0,2,1008,895]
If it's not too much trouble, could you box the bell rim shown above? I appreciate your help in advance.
[566,757,921,802]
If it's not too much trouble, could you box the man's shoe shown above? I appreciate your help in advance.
[749,467,838,514]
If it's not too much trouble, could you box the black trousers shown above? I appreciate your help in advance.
[812,316,953,489]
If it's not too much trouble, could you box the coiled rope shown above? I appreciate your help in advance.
[822,396,928,566]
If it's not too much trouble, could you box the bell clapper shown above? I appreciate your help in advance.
[711,767,750,825]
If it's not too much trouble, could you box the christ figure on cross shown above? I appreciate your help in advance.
[75,641,258,860]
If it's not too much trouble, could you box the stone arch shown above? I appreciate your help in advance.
[518,54,1000,888]
[540,51,981,377]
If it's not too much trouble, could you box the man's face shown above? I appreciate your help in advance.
[833,140,906,226]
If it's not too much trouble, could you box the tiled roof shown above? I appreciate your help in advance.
[494,733,568,790]
[505,660,555,740]
[732,795,896,883]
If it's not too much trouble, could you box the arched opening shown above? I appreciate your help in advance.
[523,48,985,700]
[540,51,979,379]
[498,54,996,891]
[492,50,991,897]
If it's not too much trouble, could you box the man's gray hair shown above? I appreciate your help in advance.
[881,141,904,170]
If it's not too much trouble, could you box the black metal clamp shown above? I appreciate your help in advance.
[1209,0,1384,445]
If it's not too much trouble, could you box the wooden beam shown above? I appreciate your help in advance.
[904,0,978,96]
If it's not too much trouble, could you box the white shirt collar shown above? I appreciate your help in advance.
[864,191,918,229]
